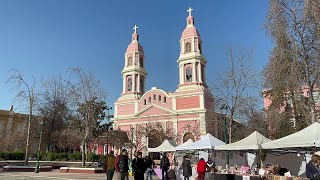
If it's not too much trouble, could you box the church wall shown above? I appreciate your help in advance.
[117,103,135,116]
[116,116,172,124]
[177,120,201,141]
[176,95,200,110]
[138,90,172,110]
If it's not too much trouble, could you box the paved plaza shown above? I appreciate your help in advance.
[0,170,161,180]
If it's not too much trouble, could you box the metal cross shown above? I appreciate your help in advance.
[133,25,138,33]
[187,7,193,16]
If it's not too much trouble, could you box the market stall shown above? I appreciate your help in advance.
[211,131,270,179]
[215,131,270,151]
[147,139,176,152]
[261,122,320,150]
[176,133,225,151]
[261,122,320,177]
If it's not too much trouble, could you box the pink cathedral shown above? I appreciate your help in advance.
[113,8,217,154]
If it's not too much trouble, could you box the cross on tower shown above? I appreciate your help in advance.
[187,7,193,16]
[133,25,138,33]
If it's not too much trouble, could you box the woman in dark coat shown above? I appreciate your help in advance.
[181,155,192,180]
[306,154,320,180]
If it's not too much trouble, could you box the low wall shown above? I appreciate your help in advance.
[2,165,52,172]
[59,167,104,173]
[0,161,97,169]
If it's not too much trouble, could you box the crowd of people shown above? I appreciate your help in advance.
[103,149,320,180]
[103,149,156,180]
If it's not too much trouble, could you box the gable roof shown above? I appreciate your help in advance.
[134,104,175,117]
[176,133,225,150]
[215,131,270,150]
[148,139,177,152]
[261,122,320,150]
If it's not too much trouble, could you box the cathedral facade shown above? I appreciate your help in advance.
[113,8,217,152]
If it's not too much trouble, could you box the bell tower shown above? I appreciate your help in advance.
[177,7,207,92]
[120,25,147,100]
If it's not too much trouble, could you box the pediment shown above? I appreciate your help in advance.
[134,104,174,117]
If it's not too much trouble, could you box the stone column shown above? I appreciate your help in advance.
[198,63,202,82]
[192,63,196,82]
[122,75,126,93]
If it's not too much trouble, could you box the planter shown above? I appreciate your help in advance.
[59,167,104,174]
[2,165,52,172]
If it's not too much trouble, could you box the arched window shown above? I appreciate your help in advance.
[148,97,151,103]
[186,67,192,82]
[183,132,195,143]
[128,57,132,66]
[127,78,132,91]
[199,43,202,53]
[140,77,144,93]
[144,99,146,105]
[140,58,143,67]
[158,95,161,101]
[164,97,167,103]
[185,42,191,53]
[153,94,156,100]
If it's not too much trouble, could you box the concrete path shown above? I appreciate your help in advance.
[0,170,161,180]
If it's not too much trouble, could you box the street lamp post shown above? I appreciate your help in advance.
[130,126,134,160]
[262,108,269,138]
[220,104,229,165]
[35,120,44,173]
[106,106,112,154]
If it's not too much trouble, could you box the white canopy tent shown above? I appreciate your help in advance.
[148,139,177,152]
[175,138,194,150]
[262,122,320,150]
[176,133,225,150]
[215,131,271,151]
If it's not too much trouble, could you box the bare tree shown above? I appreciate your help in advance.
[264,0,320,124]
[7,68,38,165]
[213,48,259,143]
[67,68,107,167]
[38,75,71,152]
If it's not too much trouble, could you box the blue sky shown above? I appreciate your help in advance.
[0,1,271,113]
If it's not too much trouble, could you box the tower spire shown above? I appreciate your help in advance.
[186,7,194,26]
[132,24,139,42]
[177,7,207,92]
[121,25,147,98]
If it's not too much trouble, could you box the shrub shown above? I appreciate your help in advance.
[56,153,68,161]
[73,151,82,160]
[87,152,99,162]
[12,152,24,160]
[3,153,10,160]
[0,152,4,159]
[46,152,56,161]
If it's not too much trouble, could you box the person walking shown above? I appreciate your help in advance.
[145,156,155,180]
[132,152,146,180]
[306,154,320,179]
[115,149,129,180]
[104,151,116,180]
[160,152,170,180]
[197,158,207,180]
[182,155,192,180]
